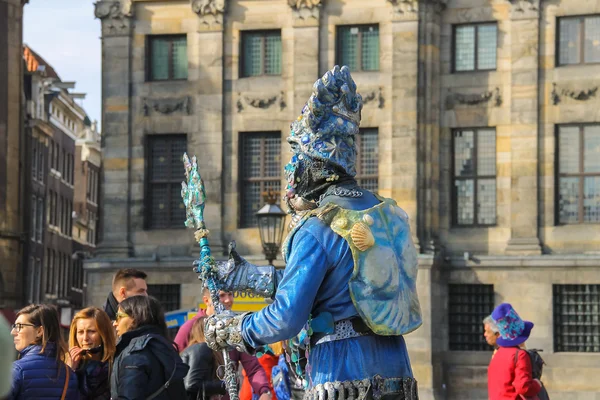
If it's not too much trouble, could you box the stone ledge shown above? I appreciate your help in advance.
[446,254,600,268]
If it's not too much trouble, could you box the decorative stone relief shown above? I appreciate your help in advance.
[94,0,133,36]
[191,0,226,25]
[445,87,502,110]
[288,0,321,20]
[551,83,598,105]
[362,87,385,109]
[509,0,539,14]
[237,92,286,113]
[143,97,193,116]
[387,0,417,15]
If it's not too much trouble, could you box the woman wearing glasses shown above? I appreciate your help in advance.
[67,307,116,400]
[10,304,79,400]
[111,296,189,400]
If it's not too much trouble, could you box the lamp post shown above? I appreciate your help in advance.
[255,191,287,265]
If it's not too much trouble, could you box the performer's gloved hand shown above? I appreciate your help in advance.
[194,241,280,298]
[204,311,252,354]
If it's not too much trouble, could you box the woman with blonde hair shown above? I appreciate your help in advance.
[180,316,226,400]
[10,304,79,399]
[68,307,116,400]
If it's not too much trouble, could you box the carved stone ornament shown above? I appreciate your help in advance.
[509,0,539,13]
[551,83,598,105]
[362,87,385,109]
[237,92,286,113]
[288,0,321,20]
[445,87,502,110]
[387,0,418,14]
[94,0,133,36]
[191,0,226,25]
[143,96,193,116]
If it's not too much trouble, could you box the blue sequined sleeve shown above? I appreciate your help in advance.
[241,228,330,348]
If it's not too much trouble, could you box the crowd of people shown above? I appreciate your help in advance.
[2,268,279,400]
[0,266,548,400]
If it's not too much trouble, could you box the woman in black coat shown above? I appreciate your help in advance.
[180,316,226,400]
[111,296,189,400]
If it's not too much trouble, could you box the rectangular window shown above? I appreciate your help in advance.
[31,196,37,241]
[453,23,497,72]
[32,140,38,181]
[241,30,282,77]
[146,135,187,229]
[148,284,181,312]
[38,142,44,182]
[356,128,379,192]
[558,15,600,66]
[557,125,600,224]
[336,25,380,72]
[37,197,43,243]
[449,284,495,351]
[148,35,188,81]
[87,211,96,245]
[239,132,281,228]
[554,284,600,352]
[452,128,497,226]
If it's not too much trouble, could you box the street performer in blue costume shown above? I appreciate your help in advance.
[203,65,422,400]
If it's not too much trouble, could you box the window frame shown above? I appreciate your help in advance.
[239,30,283,78]
[335,24,380,72]
[144,134,188,230]
[448,284,496,351]
[146,34,189,82]
[238,132,282,228]
[556,15,600,67]
[451,127,497,227]
[555,123,600,224]
[553,284,600,353]
[452,22,498,73]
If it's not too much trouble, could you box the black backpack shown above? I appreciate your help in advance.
[514,348,550,400]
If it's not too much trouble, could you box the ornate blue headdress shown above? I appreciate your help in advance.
[285,65,363,203]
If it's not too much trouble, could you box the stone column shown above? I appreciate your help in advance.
[190,0,226,255]
[94,0,134,258]
[505,0,542,255]
[289,0,321,116]
[388,0,420,246]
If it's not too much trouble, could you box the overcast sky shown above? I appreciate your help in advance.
[24,0,101,129]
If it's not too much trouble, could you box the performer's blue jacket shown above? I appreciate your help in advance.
[240,190,420,386]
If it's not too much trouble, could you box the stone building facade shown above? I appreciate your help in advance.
[89,0,600,398]
[0,0,27,314]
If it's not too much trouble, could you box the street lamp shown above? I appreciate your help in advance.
[255,191,287,265]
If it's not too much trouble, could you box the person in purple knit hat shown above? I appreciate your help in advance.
[487,303,541,400]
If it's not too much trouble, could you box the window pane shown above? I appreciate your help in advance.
[264,136,281,177]
[477,129,496,176]
[151,38,170,80]
[584,125,600,173]
[361,25,379,71]
[448,284,495,351]
[361,130,379,176]
[454,130,475,177]
[150,138,169,181]
[170,185,186,227]
[265,33,282,75]
[477,179,496,225]
[456,179,474,225]
[584,16,600,63]
[455,26,476,71]
[559,177,580,224]
[338,26,359,71]
[170,137,187,178]
[172,37,188,79]
[477,25,497,70]
[559,18,581,65]
[150,184,169,229]
[584,177,600,223]
[241,181,261,228]
[243,33,263,77]
[559,126,580,174]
